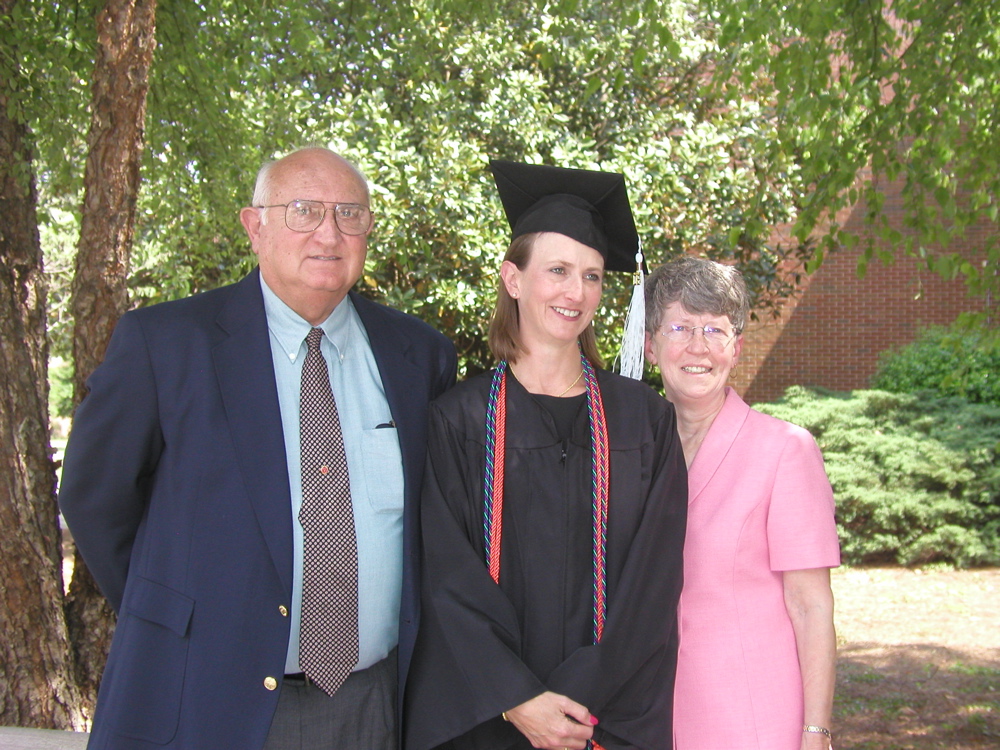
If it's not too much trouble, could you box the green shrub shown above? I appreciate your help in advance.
[754,387,1000,567]
[49,356,74,420]
[871,326,1000,406]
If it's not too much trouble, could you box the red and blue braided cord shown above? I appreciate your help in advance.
[483,364,507,582]
[483,356,610,750]
[582,356,610,644]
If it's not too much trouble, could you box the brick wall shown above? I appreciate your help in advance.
[733,178,994,404]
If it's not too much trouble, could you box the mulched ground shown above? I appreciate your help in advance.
[832,567,1000,749]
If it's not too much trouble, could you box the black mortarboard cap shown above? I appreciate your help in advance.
[490,159,642,273]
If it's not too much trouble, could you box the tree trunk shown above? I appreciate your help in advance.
[65,0,158,710]
[0,0,87,728]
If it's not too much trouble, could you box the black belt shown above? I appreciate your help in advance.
[284,650,395,685]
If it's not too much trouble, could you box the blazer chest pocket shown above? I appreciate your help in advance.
[106,577,195,743]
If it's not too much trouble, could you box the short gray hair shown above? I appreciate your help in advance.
[644,257,751,334]
[249,147,370,209]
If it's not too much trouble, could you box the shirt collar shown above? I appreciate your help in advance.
[259,276,354,363]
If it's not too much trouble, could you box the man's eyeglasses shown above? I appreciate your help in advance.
[658,323,737,351]
[258,200,373,235]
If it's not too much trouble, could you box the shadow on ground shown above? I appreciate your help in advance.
[835,643,1000,749]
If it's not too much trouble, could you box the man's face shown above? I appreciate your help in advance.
[241,150,371,323]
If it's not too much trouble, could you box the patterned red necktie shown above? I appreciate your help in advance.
[298,327,359,695]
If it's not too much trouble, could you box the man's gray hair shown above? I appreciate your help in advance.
[250,147,371,222]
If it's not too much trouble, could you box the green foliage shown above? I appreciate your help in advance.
[705,0,1000,311]
[24,0,813,373]
[48,356,74,420]
[21,0,998,371]
[871,325,1000,406]
[755,387,1000,567]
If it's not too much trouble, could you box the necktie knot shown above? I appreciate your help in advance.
[306,327,324,353]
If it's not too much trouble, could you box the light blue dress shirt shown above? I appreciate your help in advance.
[260,277,405,675]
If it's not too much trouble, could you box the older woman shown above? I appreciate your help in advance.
[405,162,688,750]
[644,257,840,750]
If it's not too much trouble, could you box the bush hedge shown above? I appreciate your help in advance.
[871,326,1000,406]
[49,356,74,420]
[754,387,1000,567]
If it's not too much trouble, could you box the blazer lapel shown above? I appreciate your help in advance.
[687,387,751,505]
[213,269,294,598]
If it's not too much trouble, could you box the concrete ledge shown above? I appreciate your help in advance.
[0,728,90,749]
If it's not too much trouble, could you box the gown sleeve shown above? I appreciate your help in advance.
[405,398,546,750]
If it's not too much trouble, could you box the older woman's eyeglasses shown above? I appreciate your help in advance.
[658,323,736,350]
[258,199,373,235]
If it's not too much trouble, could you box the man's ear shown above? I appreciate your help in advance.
[239,207,262,245]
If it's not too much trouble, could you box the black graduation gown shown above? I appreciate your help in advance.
[405,368,688,750]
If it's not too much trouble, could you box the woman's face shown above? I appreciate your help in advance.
[501,232,604,353]
[645,301,742,409]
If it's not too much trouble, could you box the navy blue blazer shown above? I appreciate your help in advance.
[59,269,457,749]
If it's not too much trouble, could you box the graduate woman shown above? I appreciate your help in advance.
[405,162,688,750]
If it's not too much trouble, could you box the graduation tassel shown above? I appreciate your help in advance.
[616,245,646,380]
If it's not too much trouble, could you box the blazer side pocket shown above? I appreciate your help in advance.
[105,577,195,744]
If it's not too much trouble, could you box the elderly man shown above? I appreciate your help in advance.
[59,147,457,749]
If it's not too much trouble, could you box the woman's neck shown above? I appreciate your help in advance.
[510,346,585,397]
[673,390,727,468]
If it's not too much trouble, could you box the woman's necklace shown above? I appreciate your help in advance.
[510,366,584,397]
[555,369,583,397]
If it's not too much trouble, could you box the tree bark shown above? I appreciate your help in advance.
[65,0,158,710]
[0,0,87,728]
